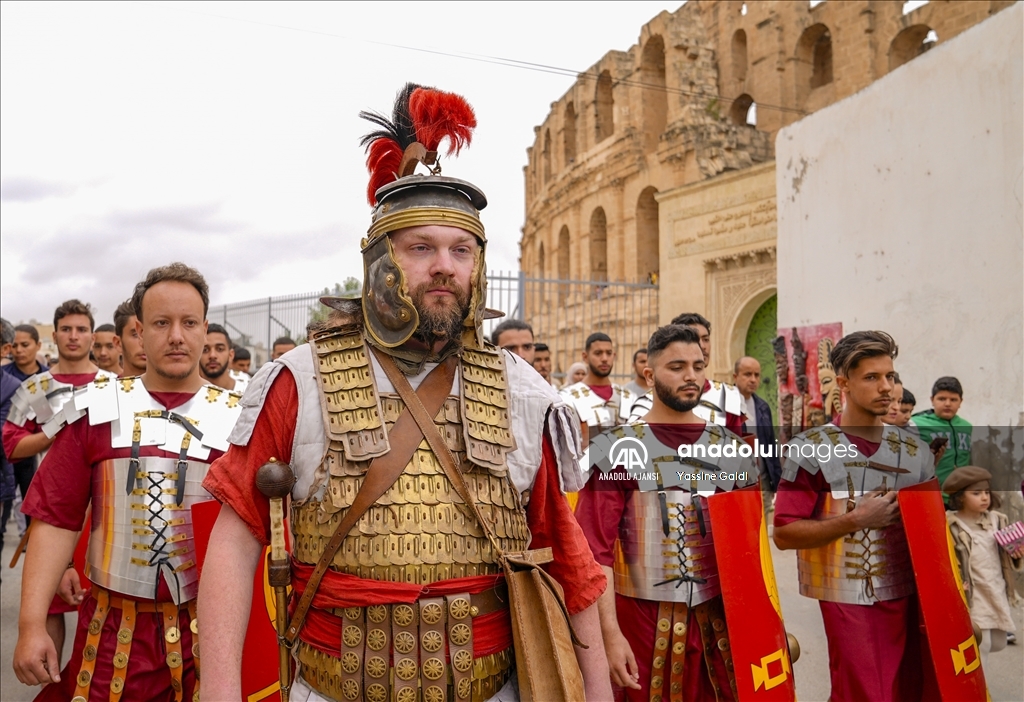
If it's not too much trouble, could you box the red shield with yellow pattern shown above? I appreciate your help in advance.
[193,500,288,702]
[898,479,987,702]
[707,486,797,701]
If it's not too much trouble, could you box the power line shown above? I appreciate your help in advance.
[153,4,807,117]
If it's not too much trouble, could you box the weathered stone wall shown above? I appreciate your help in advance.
[520,1,1015,368]
[776,2,1023,426]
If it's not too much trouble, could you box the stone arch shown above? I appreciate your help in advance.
[731,291,779,422]
[636,187,660,280]
[732,29,748,84]
[537,241,546,277]
[889,25,937,72]
[564,102,577,164]
[595,70,614,143]
[557,225,571,280]
[590,207,608,281]
[543,129,552,183]
[727,285,777,384]
[640,35,667,150]
[795,23,833,106]
[730,93,755,126]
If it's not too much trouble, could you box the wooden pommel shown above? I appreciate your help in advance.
[256,458,296,499]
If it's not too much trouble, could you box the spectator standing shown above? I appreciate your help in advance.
[532,341,558,388]
[883,374,904,426]
[567,361,587,385]
[0,319,19,568]
[912,376,972,486]
[231,346,252,375]
[622,348,650,397]
[893,388,916,427]
[733,356,782,490]
[4,324,48,382]
[2,324,48,538]
[271,336,296,360]
[944,466,1022,664]
[491,318,535,363]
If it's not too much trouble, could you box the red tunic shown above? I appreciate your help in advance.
[202,367,606,616]
[575,424,735,702]
[23,390,220,702]
[774,433,923,702]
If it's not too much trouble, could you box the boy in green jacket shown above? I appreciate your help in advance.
[912,376,972,487]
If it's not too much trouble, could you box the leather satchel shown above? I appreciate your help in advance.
[372,348,588,702]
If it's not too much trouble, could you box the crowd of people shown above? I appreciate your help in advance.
[491,310,1022,700]
[0,80,1019,702]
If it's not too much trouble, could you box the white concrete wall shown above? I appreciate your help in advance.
[776,4,1023,426]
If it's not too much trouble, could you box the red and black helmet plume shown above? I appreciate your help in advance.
[359,82,477,205]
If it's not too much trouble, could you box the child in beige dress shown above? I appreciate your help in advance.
[944,466,1023,662]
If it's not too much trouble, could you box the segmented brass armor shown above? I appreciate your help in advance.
[292,326,530,584]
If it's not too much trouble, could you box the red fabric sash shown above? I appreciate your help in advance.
[291,560,513,658]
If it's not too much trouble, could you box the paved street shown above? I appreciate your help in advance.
[1,526,1021,701]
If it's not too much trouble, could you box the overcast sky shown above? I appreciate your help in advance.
[1,0,685,325]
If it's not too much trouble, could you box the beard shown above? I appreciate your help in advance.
[410,275,471,346]
[587,363,611,378]
[654,377,701,414]
[201,361,227,379]
[153,364,195,381]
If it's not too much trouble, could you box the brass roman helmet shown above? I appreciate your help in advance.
[358,83,489,351]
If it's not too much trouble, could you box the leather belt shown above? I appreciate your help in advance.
[694,598,737,701]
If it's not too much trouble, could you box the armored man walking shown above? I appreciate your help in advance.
[576,325,796,702]
[13,264,243,701]
[773,331,985,702]
[198,84,611,702]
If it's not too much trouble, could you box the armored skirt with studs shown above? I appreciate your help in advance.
[576,423,759,702]
[23,380,242,702]
[204,327,604,702]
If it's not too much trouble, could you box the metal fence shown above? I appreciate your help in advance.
[488,272,659,384]
[212,272,659,380]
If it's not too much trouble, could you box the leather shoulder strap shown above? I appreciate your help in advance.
[284,351,457,645]
[371,347,506,557]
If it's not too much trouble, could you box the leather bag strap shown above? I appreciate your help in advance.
[284,352,458,645]
[376,350,588,651]
[371,348,506,557]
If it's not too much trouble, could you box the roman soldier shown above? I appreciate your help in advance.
[12,264,243,701]
[559,331,635,438]
[4,300,118,666]
[198,84,611,702]
[576,325,795,701]
[772,331,980,702]
[627,315,743,434]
